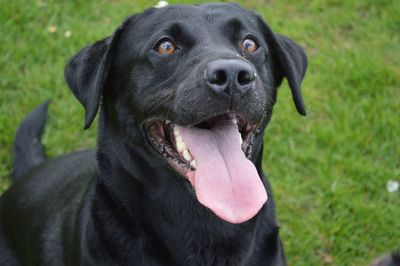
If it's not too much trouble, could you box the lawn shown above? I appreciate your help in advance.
[0,0,399,265]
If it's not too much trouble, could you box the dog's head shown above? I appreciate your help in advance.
[65,3,307,224]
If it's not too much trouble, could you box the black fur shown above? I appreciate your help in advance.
[12,100,50,180]
[371,251,400,266]
[394,251,400,262]
[0,3,308,265]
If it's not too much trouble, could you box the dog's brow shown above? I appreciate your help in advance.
[168,23,185,36]
[224,18,245,31]
[219,17,246,43]
[164,23,195,46]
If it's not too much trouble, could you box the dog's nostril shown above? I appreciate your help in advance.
[210,70,227,86]
[237,70,253,86]
[206,59,255,96]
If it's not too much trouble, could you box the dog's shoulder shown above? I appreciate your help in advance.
[0,150,97,264]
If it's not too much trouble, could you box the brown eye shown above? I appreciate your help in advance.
[156,39,176,55]
[240,37,258,53]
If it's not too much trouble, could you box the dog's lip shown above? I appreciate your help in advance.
[144,112,260,131]
[144,112,261,177]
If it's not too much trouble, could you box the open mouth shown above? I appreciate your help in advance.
[145,112,268,224]
[146,113,257,175]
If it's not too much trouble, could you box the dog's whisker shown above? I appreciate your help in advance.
[143,89,175,118]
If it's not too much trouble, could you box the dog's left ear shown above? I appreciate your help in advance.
[65,18,131,129]
[257,18,308,115]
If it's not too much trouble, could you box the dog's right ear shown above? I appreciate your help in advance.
[65,18,131,129]
[256,16,308,116]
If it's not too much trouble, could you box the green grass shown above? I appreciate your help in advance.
[1,0,399,265]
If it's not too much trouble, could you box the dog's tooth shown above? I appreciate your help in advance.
[175,136,187,153]
[238,132,243,145]
[173,127,180,137]
[190,160,197,169]
[182,150,192,162]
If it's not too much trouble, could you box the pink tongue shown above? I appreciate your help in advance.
[180,120,267,224]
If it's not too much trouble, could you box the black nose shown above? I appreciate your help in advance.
[205,59,256,96]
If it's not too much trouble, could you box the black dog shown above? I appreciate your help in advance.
[0,3,307,265]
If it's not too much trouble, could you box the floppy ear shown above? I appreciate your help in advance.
[258,18,308,115]
[272,34,308,115]
[65,19,130,129]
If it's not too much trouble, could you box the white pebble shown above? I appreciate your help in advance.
[386,180,399,193]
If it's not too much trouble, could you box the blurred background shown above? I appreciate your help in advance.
[0,0,399,265]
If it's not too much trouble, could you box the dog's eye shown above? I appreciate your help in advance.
[240,37,258,53]
[156,39,176,55]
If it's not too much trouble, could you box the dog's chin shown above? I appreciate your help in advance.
[144,112,258,178]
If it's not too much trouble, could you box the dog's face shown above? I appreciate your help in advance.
[115,4,272,126]
[65,3,307,224]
